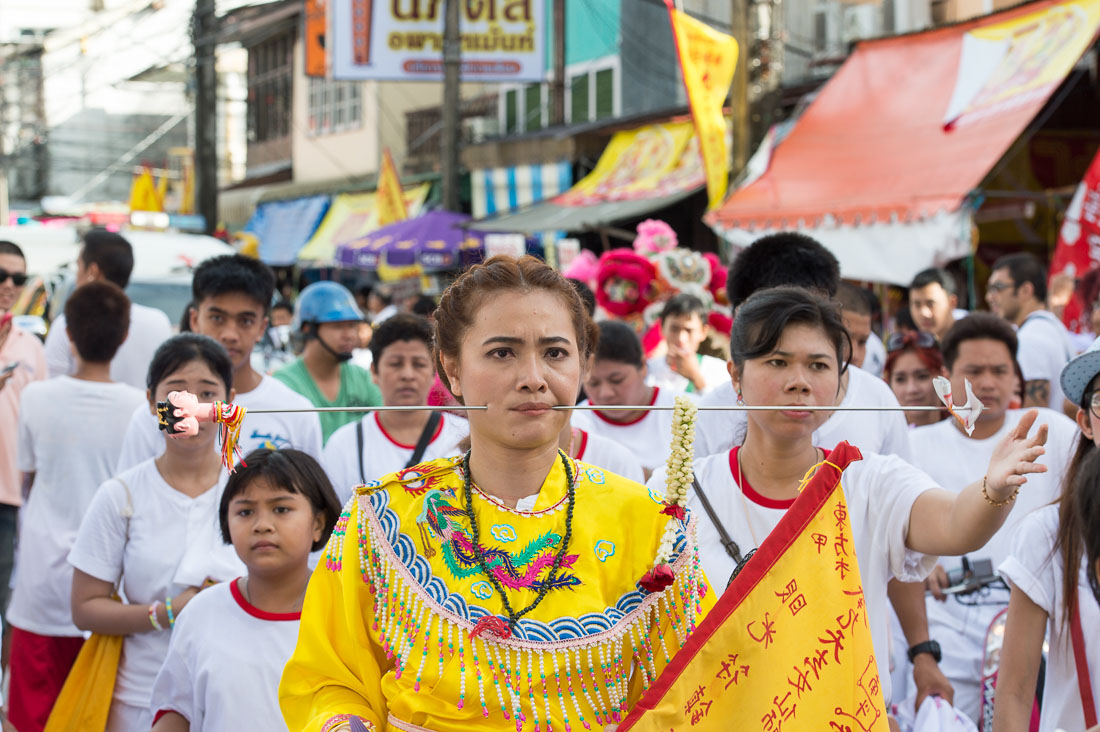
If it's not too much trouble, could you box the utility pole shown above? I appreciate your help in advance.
[550,0,565,126]
[192,0,218,233]
[730,0,751,175]
[441,0,461,211]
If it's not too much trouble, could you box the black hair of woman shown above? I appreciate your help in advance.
[146,333,234,393]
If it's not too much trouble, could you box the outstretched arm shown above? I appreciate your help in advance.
[905,410,1048,556]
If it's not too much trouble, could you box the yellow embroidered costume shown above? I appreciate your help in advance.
[279,453,713,732]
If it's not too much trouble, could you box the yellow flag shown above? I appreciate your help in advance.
[128,168,161,213]
[667,3,737,210]
[376,148,409,227]
[621,442,889,732]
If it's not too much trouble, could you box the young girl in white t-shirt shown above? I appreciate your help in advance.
[648,286,1050,711]
[150,447,341,732]
[69,334,246,732]
[995,348,1100,732]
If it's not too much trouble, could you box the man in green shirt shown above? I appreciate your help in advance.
[274,281,381,442]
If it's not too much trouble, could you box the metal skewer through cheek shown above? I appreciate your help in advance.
[237,404,958,414]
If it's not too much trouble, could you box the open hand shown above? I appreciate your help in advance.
[985,410,1048,501]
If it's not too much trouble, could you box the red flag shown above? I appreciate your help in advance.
[1051,148,1100,331]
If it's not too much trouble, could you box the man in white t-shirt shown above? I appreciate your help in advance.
[8,281,147,732]
[645,293,728,396]
[324,314,466,502]
[906,312,1078,723]
[909,268,963,345]
[986,253,1074,414]
[44,230,172,389]
[116,255,323,471]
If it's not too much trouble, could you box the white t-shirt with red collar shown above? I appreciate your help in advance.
[150,578,299,732]
[572,428,644,483]
[649,446,938,705]
[570,387,680,473]
[322,412,468,502]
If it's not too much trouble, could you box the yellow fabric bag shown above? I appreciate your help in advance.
[45,477,133,732]
[42,632,122,732]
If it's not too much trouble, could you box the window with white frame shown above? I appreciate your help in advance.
[498,56,619,134]
[308,78,364,136]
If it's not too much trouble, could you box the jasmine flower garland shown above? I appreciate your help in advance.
[640,395,697,592]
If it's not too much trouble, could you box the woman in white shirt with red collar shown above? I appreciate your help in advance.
[649,285,1050,710]
[571,320,681,479]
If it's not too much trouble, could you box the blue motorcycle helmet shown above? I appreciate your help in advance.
[293,281,364,362]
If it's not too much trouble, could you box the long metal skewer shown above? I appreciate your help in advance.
[240,404,955,414]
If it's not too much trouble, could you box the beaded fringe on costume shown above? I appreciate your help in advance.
[324,497,706,732]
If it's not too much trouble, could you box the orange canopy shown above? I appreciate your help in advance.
[708,0,1100,233]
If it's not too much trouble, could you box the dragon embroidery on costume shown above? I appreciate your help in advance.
[444,532,580,591]
[415,489,580,590]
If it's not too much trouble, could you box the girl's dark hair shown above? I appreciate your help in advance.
[1055,379,1100,626]
[730,286,852,376]
[146,333,233,394]
[1074,447,1100,605]
[433,255,599,403]
[219,448,342,552]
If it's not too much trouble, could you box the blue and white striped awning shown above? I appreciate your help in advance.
[472,161,573,219]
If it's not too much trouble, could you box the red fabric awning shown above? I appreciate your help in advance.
[708,0,1100,231]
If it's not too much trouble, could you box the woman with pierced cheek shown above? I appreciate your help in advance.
[280,256,716,732]
[648,286,1050,715]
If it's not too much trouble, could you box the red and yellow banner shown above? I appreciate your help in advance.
[621,442,888,732]
[667,3,737,210]
[376,148,409,228]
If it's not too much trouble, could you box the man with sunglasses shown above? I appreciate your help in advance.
[0,240,47,635]
[986,253,1074,415]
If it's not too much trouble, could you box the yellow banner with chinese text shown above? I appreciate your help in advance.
[667,4,737,210]
[620,441,888,732]
[377,148,409,228]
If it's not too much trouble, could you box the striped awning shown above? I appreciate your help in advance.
[471,161,573,219]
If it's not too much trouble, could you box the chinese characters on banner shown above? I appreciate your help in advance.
[1051,148,1100,331]
[620,442,888,732]
[330,0,546,82]
[376,148,410,228]
[666,2,738,210]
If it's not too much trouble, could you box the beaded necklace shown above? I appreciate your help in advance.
[461,450,576,635]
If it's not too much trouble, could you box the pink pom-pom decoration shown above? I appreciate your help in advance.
[633,219,678,255]
[561,249,599,287]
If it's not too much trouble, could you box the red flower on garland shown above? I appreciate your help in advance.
[660,503,686,520]
[639,563,675,593]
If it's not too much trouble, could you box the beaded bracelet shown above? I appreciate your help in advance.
[981,475,1019,507]
[165,596,176,628]
[148,601,164,631]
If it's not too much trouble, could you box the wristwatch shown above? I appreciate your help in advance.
[907,640,943,663]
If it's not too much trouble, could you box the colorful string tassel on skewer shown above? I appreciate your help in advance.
[211,400,247,472]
